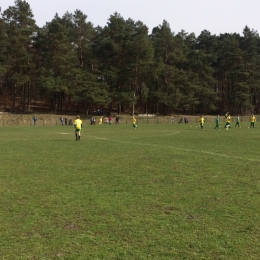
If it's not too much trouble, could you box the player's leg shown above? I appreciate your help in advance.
[75,129,78,140]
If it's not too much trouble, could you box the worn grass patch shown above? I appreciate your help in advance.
[0,122,260,259]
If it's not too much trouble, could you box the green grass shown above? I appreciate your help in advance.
[0,122,260,259]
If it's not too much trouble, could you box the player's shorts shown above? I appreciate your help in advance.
[75,129,81,132]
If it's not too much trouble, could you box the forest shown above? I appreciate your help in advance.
[1,0,260,115]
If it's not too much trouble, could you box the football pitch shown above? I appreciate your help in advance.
[0,122,260,259]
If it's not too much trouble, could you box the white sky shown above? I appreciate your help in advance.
[1,0,260,36]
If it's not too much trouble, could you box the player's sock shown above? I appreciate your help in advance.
[78,135,80,140]
[75,134,78,140]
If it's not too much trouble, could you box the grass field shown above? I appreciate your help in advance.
[1,122,260,259]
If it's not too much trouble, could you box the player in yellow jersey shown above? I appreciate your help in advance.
[199,115,205,130]
[250,114,256,128]
[99,116,103,125]
[224,112,231,129]
[74,115,83,141]
[132,116,137,129]
[225,112,229,119]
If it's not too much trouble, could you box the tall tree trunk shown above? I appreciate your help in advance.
[12,84,16,112]
[132,92,135,115]
[54,93,58,114]
[27,82,31,110]
[60,93,63,111]
[22,84,26,112]
[85,104,89,115]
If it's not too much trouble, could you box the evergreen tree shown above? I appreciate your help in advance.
[188,30,218,113]
[240,26,260,113]
[35,14,77,112]
[151,20,188,114]
[215,33,245,113]
[94,13,152,114]
[122,19,154,115]
[0,17,7,100]
[2,0,37,111]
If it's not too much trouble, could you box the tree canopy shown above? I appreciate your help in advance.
[1,0,260,115]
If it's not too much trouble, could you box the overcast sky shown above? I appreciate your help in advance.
[2,0,260,36]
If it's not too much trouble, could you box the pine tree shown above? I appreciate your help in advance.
[2,0,37,111]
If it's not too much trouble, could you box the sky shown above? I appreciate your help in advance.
[2,0,260,36]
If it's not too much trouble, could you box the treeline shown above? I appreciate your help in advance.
[1,0,260,115]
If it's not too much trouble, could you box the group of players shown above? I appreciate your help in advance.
[72,115,138,141]
[199,112,256,130]
[73,112,256,141]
